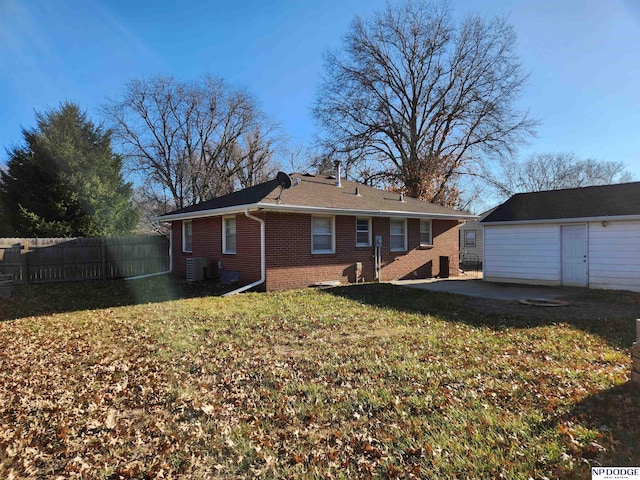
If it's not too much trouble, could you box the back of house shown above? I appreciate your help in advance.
[157,169,474,291]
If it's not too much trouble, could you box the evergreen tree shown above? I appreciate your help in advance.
[0,102,138,237]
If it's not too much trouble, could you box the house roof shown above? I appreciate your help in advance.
[157,172,474,221]
[482,182,640,223]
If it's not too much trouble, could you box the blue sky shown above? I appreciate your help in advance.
[2,0,640,182]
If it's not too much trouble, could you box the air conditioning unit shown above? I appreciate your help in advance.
[186,257,208,282]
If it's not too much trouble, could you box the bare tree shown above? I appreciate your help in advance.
[486,152,634,199]
[102,75,281,211]
[281,143,311,174]
[229,125,281,189]
[313,0,536,206]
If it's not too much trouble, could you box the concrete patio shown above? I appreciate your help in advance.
[391,275,584,301]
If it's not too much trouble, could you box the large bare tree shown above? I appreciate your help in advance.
[313,0,536,206]
[486,152,634,199]
[102,75,280,212]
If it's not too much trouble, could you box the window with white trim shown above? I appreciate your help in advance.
[312,216,335,253]
[182,220,192,253]
[464,230,476,247]
[389,218,407,251]
[223,217,236,254]
[356,217,371,247]
[420,220,432,246]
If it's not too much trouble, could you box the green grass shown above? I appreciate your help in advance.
[0,279,638,479]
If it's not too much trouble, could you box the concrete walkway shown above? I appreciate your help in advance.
[391,276,584,301]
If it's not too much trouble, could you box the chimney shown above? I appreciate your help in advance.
[333,160,342,187]
[399,192,405,202]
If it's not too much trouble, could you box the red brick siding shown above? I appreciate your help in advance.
[375,217,459,282]
[264,212,459,291]
[263,213,373,291]
[171,215,261,284]
[172,212,459,291]
[171,221,190,277]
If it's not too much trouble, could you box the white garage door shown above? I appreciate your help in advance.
[561,225,588,287]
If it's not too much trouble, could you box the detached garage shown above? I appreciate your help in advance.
[481,182,640,292]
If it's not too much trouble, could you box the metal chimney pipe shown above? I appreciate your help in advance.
[333,160,342,187]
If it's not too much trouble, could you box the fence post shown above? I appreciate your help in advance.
[23,243,30,284]
[633,319,640,384]
[101,237,107,279]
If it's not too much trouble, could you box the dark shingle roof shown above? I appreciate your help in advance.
[165,179,280,216]
[482,182,640,223]
[160,173,470,219]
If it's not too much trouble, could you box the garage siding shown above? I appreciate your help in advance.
[484,220,640,292]
[483,224,561,285]
[589,220,640,292]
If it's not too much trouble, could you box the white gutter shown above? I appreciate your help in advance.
[125,227,173,281]
[222,209,265,296]
[482,214,640,226]
[156,202,477,222]
[155,204,257,222]
[255,203,477,220]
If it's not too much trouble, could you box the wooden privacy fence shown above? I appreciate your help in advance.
[0,235,169,284]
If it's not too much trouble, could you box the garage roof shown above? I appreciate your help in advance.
[482,182,640,223]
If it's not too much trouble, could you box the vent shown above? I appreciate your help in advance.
[186,257,208,282]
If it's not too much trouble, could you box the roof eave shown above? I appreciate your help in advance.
[154,204,261,222]
[482,214,640,226]
[257,203,475,220]
[156,202,476,222]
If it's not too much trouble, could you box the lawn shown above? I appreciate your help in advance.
[0,277,638,479]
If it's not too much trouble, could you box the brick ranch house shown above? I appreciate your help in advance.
[157,170,474,292]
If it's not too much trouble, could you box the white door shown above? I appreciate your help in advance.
[561,225,588,287]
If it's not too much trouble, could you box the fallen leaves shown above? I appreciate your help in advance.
[0,283,637,478]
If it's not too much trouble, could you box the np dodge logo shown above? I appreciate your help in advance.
[592,467,640,480]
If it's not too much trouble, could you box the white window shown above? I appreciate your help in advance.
[389,218,407,251]
[312,216,335,254]
[464,230,476,247]
[182,220,192,253]
[420,220,432,246]
[223,217,236,254]
[356,217,371,247]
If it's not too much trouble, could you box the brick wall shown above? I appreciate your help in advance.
[171,223,186,277]
[171,212,460,291]
[172,215,261,284]
[263,212,459,291]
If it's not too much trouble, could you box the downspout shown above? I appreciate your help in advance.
[222,209,265,296]
[125,225,173,281]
